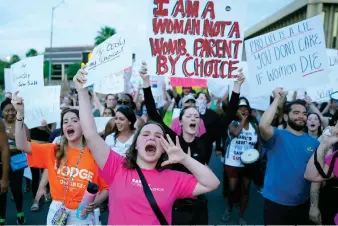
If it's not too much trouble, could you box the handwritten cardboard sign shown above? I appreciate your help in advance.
[10,55,44,92]
[94,70,125,94]
[146,0,246,79]
[84,34,132,88]
[4,68,12,93]
[245,15,329,97]
[19,86,61,129]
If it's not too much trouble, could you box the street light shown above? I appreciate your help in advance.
[49,0,65,82]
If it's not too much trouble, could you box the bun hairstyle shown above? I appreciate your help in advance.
[55,108,86,167]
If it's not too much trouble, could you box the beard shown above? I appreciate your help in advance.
[288,118,306,131]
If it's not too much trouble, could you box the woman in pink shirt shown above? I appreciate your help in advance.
[74,66,220,225]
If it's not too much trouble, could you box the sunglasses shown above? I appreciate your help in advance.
[118,101,130,105]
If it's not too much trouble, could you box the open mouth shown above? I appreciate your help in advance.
[310,124,316,128]
[67,128,75,136]
[145,144,156,153]
[189,123,196,130]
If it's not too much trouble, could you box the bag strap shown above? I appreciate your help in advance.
[314,148,338,179]
[136,166,168,225]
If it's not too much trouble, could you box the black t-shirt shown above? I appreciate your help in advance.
[30,128,50,142]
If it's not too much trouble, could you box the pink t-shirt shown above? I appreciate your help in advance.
[325,151,338,177]
[99,150,198,225]
[170,117,206,137]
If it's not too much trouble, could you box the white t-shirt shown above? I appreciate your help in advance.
[105,133,134,157]
[224,121,258,167]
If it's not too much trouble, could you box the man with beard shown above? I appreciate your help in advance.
[259,88,319,225]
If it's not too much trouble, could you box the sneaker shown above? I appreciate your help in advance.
[16,212,25,225]
[221,209,232,222]
[238,217,247,225]
[0,218,6,226]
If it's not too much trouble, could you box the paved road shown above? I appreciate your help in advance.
[4,152,264,225]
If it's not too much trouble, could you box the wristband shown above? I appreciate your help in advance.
[16,117,24,121]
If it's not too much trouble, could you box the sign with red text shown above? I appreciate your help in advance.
[84,34,132,88]
[146,0,246,79]
[245,15,329,97]
[10,55,44,92]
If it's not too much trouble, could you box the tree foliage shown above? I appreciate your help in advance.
[26,49,38,57]
[67,63,81,80]
[9,55,21,65]
[94,26,116,46]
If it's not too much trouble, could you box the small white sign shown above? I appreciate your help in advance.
[4,68,12,93]
[84,34,133,88]
[94,70,125,94]
[150,76,165,108]
[94,117,113,133]
[19,86,61,129]
[10,55,44,92]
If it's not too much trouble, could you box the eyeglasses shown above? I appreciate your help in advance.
[118,101,130,105]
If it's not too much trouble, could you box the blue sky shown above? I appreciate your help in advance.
[0,0,294,59]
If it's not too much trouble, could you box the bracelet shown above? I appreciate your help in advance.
[16,117,24,121]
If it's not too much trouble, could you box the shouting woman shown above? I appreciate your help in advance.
[12,94,108,225]
[74,65,220,225]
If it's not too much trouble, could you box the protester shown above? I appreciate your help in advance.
[105,106,136,156]
[0,119,10,226]
[139,62,244,225]
[1,98,29,224]
[74,64,220,225]
[222,97,259,225]
[12,94,108,225]
[305,124,338,225]
[259,88,320,225]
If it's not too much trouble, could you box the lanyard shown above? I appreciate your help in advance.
[61,147,85,206]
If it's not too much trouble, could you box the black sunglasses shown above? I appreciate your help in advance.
[118,100,131,105]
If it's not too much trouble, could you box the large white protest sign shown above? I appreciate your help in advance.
[94,70,125,94]
[146,0,246,79]
[245,15,329,97]
[306,49,338,102]
[10,55,44,92]
[19,86,61,129]
[4,69,12,93]
[94,117,113,133]
[150,76,165,108]
[84,34,133,88]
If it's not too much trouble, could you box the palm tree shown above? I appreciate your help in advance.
[9,55,21,64]
[26,48,38,57]
[94,26,117,46]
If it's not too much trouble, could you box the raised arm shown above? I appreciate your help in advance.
[0,120,9,193]
[304,130,336,182]
[139,62,176,139]
[74,66,110,170]
[161,136,219,196]
[12,92,31,154]
[259,88,284,141]
[305,96,329,128]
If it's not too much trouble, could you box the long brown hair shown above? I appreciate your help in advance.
[55,108,86,167]
[123,121,168,170]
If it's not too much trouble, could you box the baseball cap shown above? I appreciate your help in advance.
[182,95,196,104]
